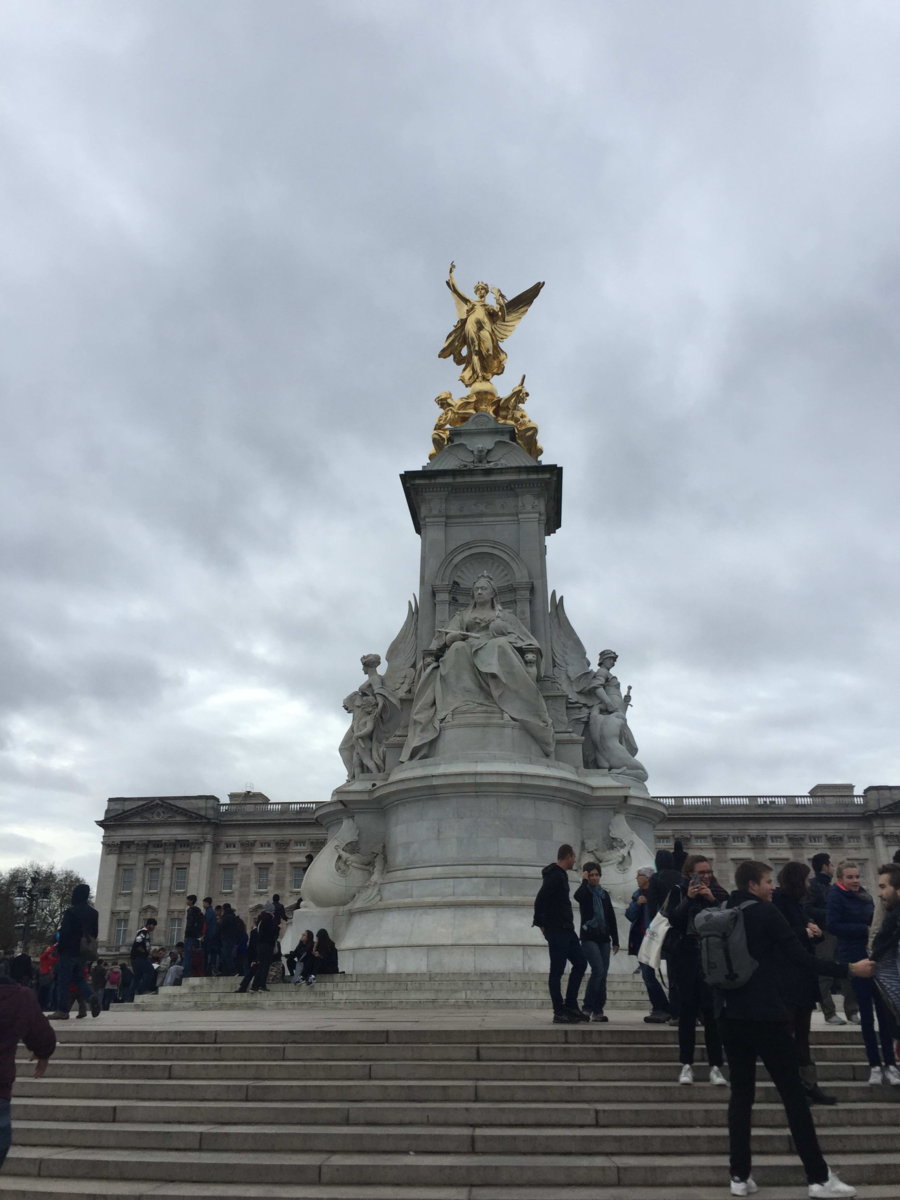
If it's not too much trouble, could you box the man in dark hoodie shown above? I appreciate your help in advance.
[0,958,56,1169]
[533,844,587,1024]
[49,883,99,1021]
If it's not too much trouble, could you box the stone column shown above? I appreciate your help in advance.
[274,839,290,895]
[157,841,175,939]
[130,841,148,933]
[95,841,120,944]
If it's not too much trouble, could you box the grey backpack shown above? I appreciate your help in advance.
[694,900,758,989]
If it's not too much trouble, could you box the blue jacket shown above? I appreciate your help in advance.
[825,884,873,962]
[626,888,649,956]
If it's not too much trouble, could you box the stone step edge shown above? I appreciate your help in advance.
[1,1186,898,1200]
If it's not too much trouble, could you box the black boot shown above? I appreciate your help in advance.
[805,1084,837,1106]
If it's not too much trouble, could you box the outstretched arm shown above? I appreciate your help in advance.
[447,262,470,308]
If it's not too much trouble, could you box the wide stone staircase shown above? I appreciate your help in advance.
[5,1022,899,1199]
[133,970,650,1010]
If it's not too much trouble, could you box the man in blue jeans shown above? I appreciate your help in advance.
[574,861,620,1022]
[533,844,588,1024]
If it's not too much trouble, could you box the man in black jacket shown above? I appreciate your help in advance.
[717,860,872,1199]
[49,883,99,1021]
[183,896,204,980]
[235,910,278,994]
[130,918,158,995]
[805,853,858,1025]
[532,844,587,1024]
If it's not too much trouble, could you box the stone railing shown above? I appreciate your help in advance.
[219,802,319,818]
[654,795,865,809]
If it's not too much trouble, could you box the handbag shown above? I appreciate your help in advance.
[638,904,670,972]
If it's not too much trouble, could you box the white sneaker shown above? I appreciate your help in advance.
[825,1014,847,1025]
[678,1064,694,1084]
[730,1179,758,1197]
[710,1065,728,1086]
[808,1168,857,1197]
[867,1065,884,1085]
[884,1064,900,1086]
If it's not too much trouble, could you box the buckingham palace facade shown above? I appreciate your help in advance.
[94,782,900,954]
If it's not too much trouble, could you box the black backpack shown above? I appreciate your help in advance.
[694,900,758,989]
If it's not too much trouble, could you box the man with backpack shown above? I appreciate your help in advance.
[710,859,874,1198]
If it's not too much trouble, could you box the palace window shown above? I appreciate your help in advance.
[769,835,786,844]
[731,836,747,845]
[221,867,235,892]
[808,835,823,844]
[173,866,187,892]
[224,842,237,849]
[259,841,272,849]
[120,867,134,893]
[256,865,270,891]
[146,866,161,892]
[113,918,128,945]
[176,840,191,850]
[168,916,183,944]
[291,865,305,890]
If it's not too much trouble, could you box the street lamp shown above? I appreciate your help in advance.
[15,875,51,955]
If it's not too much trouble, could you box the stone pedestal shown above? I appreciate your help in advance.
[318,759,661,973]
[305,413,663,972]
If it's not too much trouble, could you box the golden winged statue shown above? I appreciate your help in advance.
[438,262,544,388]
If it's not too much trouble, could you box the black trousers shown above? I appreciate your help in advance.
[237,944,273,992]
[544,929,587,1014]
[719,1017,828,1185]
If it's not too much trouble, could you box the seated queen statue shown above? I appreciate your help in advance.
[400,573,555,761]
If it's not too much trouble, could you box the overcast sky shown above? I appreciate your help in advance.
[2,1,899,885]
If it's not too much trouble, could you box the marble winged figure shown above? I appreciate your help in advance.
[339,599,419,779]
[549,592,648,783]
[439,262,544,388]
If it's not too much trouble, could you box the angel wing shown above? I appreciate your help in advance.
[549,591,593,702]
[492,280,545,342]
[383,597,419,696]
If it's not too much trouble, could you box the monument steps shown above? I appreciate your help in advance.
[134,972,649,1010]
[3,1188,900,1200]
[6,1023,898,1198]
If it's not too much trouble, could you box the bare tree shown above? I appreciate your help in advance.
[0,862,90,953]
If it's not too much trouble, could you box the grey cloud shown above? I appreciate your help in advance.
[1,2,899,881]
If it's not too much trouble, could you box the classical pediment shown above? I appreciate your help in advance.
[99,798,213,826]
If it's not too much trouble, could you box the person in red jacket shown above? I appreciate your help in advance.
[0,962,57,1169]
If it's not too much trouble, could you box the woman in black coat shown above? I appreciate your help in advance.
[304,930,339,986]
[773,861,835,1105]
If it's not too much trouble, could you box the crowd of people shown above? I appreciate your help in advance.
[0,887,341,1019]
[534,843,900,1198]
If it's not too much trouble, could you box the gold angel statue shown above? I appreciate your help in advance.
[438,262,544,388]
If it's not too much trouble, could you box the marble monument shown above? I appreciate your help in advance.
[301,263,665,971]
